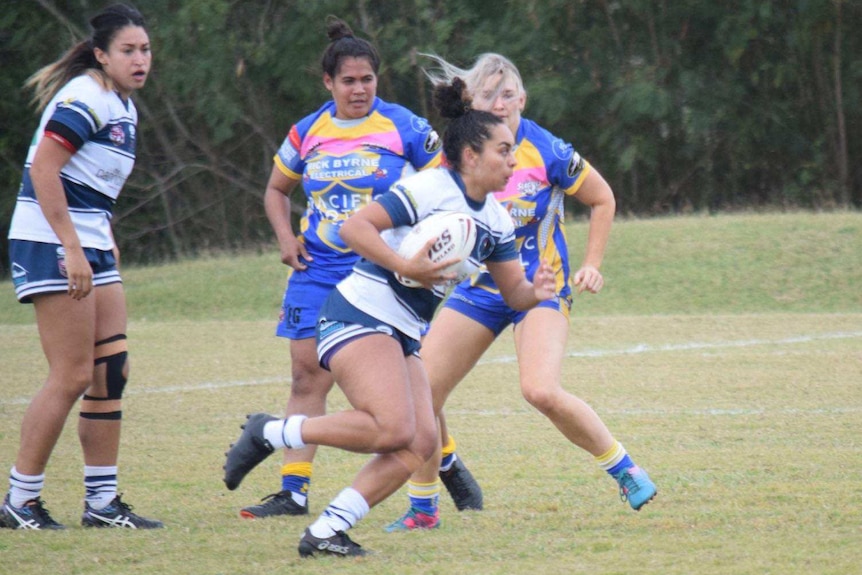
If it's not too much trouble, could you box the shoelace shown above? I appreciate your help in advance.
[115,497,134,513]
[258,490,293,504]
[98,494,138,517]
[335,531,362,550]
[616,470,643,503]
[29,498,61,526]
[399,508,421,525]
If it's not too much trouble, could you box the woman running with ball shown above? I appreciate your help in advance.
[223,75,555,557]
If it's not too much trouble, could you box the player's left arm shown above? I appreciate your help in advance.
[339,202,453,287]
[487,258,556,311]
[570,167,615,294]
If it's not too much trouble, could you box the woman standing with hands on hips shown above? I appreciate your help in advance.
[238,16,482,519]
[223,76,556,556]
[2,3,162,530]
[385,53,657,532]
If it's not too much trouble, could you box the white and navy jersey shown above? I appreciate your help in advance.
[336,168,518,340]
[8,74,138,250]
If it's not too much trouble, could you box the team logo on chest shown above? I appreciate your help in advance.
[109,124,125,146]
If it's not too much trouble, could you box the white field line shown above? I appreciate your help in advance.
[480,330,862,365]
[2,330,861,410]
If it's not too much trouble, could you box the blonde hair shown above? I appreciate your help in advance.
[421,52,526,103]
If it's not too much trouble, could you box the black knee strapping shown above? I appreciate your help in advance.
[80,335,128,421]
[79,410,122,420]
[95,334,128,400]
[99,351,128,400]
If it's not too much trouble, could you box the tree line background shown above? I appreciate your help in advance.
[1,0,859,276]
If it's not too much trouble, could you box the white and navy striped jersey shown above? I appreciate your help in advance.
[335,167,518,340]
[8,74,138,250]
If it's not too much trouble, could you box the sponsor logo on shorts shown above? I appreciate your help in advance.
[286,306,302,326]
[56,247,67,278]
[11,263,27,287]
[318,318,345,338]
[450,291,475,306]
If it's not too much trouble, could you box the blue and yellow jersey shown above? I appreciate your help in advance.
[274,97,442,273]
[471,118,590,294]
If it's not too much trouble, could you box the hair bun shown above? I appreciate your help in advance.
[433,77,472,120]
[325,15,355,42]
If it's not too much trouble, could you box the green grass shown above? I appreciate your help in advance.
[1,212,861,574]
[2,211,859,325]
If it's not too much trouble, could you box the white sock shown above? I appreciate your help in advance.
[8,467,45,508]
[84,465,118,510]
[285,415,307,449]
[263,416,306,450]
[308,487,369,539]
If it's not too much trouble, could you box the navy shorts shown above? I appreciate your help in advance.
[443,282,572,337]
[316,288,421,371]
[9,239,121,304]
[276,267,351,340]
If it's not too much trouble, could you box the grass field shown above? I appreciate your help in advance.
[1,212,860,574]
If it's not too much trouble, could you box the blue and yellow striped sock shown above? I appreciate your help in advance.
[595,440,634,477]
[407,480,440,515]
[440,434,458,472]
[281,462,312,505]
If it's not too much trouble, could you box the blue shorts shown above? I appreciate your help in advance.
[442,283,572,337]
[276,267,352,340]
[316,288,421,371]
[9,239,121,304]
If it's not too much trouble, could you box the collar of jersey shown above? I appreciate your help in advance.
[447,168,486,211]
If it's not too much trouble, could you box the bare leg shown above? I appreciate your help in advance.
[15,293,96,475]
[301,334,420,452]
[239,337,335,517]
[346,354,436,507]
[281,337,334,467]
[513,307,614,455]
[408,309,496,486]
[78,283,127,466]
[298,349,437,555]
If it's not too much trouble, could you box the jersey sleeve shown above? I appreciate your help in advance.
[43,80,112,153]
[485,202,518,263]
[374,170,448,227]
[399,112,443,172]
[272,124,304,180]
[545,135,592,196]
[375,182,420,227]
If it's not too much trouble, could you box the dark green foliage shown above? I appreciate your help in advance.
[1,0,860,275]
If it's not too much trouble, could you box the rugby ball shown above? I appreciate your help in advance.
[395,211,477,288]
